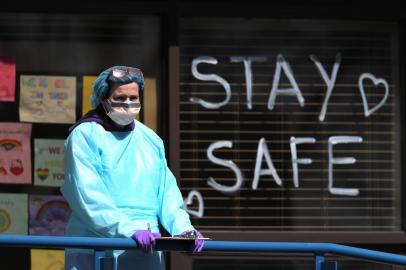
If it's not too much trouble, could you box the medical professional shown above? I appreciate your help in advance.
[61,66,204,270]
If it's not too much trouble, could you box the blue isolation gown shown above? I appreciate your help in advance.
[61,120,195,270]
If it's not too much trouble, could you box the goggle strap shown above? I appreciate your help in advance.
[110,102,141,109]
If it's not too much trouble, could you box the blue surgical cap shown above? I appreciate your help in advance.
[90,65,145,107]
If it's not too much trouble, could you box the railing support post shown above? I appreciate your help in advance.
[315,254,339,270]
[94,250,106,270]
[94,250,115,270]
[315,254,325,270]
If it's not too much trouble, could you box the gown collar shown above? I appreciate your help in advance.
[68,105,135,134]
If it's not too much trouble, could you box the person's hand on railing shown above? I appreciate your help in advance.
[180,230,205,254]
[131,230,161,253]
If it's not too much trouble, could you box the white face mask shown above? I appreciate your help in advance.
[102,99,141,126]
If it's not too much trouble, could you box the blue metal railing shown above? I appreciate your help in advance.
[0,235,405,270]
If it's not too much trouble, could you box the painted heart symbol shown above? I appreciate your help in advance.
[10,159,24,176]
[358,73,389,117]
[184,190,204,218]
[10,166,23,176]
[36,168,49,180]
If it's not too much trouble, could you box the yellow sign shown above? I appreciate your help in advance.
[31,249,64,270]
[82,76,97,116]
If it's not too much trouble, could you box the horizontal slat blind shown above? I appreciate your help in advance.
[193,257,393,270]
[0,14,144,42]
[178,18,401,231]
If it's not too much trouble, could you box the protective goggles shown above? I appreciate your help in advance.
[108,67,143,79]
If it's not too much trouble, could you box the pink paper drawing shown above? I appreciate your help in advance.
[0,57,16,102]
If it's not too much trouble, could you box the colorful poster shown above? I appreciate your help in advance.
[19,75,76,123]
[0,122,32,184]
[0,193,28,234]
[29,195,71,236]
[0,57,16,102]
[82,75,97,116]
[34,139,65,187]
[31,249,64,270]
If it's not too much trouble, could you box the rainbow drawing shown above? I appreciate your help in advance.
[30,197,71,236]
[0,139,22,151]
[35,200,71,223]
[0,208,11,233]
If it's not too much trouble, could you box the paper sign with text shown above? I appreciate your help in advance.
[34,139,65,187]
[0,122,32,184]
[19,75,76,123]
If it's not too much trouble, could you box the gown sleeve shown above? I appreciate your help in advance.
[61,125,137,238]
[157,143,195,236]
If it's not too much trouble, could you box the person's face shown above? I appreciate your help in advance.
[108,82,140,104]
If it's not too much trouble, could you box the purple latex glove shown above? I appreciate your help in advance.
[131,230,161,253]
[181,230,205,253]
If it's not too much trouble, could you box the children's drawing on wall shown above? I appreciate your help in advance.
[0,193,28,234]
[82,75,97,116]
[19,75,76,123]
[0,122,32,184]
[29,195,71,236]
[0,56,16,102]
[34,139,65,187]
